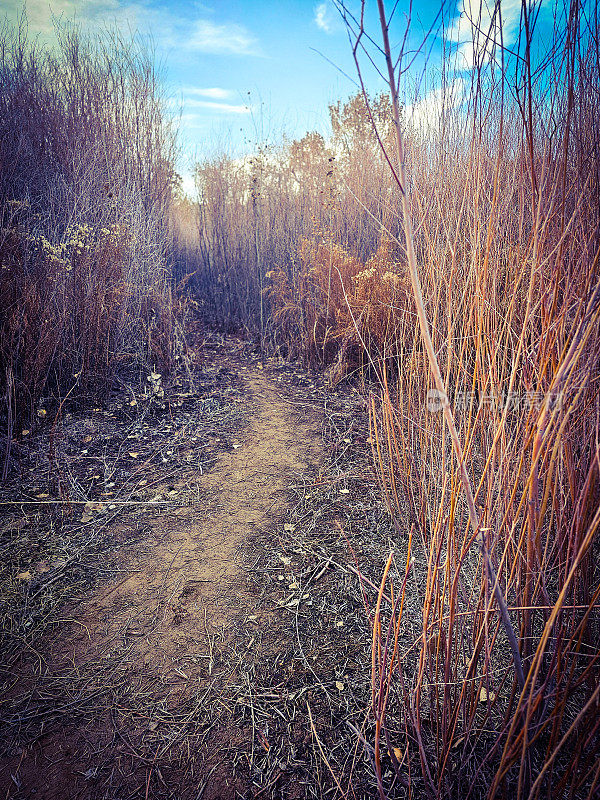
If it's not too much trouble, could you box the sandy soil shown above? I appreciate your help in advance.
[1,368,324,799]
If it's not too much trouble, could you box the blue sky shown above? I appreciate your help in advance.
[4,0,553,191]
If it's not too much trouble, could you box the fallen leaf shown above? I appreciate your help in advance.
[21,429,30,436]
[339,488,350,494]
[37,409,47,418]
[17,571,32,581]
[335,681,345,691]
[84,501,104,513]
[83,435,93,443]
[284,523,295,532]
[35,493,49,499]
[232,442,242,449]
[129,452,139,458]
[285,598,300,609]
[479,687,496,703]
[343,438,351,444]
[392,747,403,760]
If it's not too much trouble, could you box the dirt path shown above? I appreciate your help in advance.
[72,370,322,672]
[3,368,324,799]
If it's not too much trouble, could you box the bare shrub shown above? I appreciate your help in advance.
[0,18,179,471]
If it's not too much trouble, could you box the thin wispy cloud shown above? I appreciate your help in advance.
[179,113,206,126]
[314,2,336,34]
[187,19,260,56]
[184,87,233,100]
[185,99,251,115]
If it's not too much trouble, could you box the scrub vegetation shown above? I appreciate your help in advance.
[1,2,599,798]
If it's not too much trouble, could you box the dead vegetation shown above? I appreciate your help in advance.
[1,1,599,798]
[0,20,182,474]
[185,0,600,796]
[0,336,393,800]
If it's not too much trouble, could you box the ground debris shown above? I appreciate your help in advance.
[0,329,405,800]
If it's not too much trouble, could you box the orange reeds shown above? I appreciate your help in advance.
[342,0,600,797]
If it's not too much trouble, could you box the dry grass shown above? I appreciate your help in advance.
[0,21,180,478]
[343,1,600,797]
[265,233,411,374]
[191,0,600,797]
[1,2,598,798]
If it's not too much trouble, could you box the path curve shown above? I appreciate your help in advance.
[4,368,323,800]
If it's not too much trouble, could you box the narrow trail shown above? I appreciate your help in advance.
[3,367,324,800]
[70,370,322,673]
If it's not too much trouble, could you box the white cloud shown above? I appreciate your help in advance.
[406,78,467,131]
[5,2,261,59]
[184,99,251,115]
[187,19,260,55]
[447,0,523,69]
[314,3,330,32]
[314,1,337,33]
[179,113,206,126]
[184,87,233,100]
[4,0,135,36]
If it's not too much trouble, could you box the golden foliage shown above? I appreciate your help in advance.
[265,232,411,374]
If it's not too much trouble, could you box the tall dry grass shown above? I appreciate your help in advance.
[0,19,179,476]
[190,93,402,349]
[352,0,600,797]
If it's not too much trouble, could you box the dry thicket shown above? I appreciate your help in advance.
[191,92,403,348]
[193,0,600,796]
[0,20,179,475]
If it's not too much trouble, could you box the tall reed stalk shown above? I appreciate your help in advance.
[338,0,600,796]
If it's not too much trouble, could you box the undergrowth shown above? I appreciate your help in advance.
[0,20,182,477]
